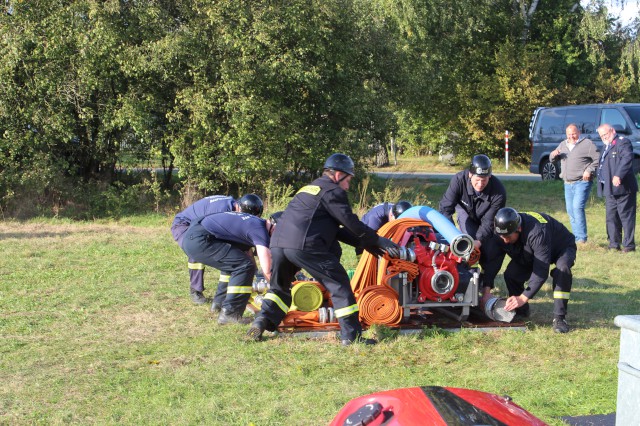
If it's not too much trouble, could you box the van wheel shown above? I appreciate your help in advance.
[541,159,560,180]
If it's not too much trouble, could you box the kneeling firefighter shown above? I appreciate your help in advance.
[247,153,400,345]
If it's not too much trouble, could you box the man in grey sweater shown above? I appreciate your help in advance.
[550,124,599,243]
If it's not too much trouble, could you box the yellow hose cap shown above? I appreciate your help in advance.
[291,281,324,312]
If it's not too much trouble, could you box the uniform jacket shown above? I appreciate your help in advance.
[198,211,269,251]
[597,135,638,197]
[438,170,507,242]
[361,202,393,231]
[171,195,237,244]
[550,137,599,183]
[172,195,236,227]
[270,175,379,253]
[496,212,575,299]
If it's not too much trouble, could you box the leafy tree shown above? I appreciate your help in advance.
[167,0,400,192]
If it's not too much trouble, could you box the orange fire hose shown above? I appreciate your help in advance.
[281,309,339,327]
[281,281,337,328]
[351,218,433,326]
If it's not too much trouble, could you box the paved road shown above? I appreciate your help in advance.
[143,167,542,182]
[373,171,540,181]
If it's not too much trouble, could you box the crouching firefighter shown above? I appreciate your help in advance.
[181,211,276,325]
[484,207,577,333]
[246,153,400,346]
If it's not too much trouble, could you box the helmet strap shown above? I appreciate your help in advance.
[336,172,349,184]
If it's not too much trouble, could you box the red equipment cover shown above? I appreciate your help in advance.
[329,386,547,426]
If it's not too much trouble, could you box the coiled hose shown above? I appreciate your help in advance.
[351,218,432,326]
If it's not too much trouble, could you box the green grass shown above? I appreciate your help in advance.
[1,177,638,425]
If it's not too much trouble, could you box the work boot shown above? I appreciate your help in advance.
[210,301,222,314]
[553,317,570,334]
[217,308,251,325]
[246,319,267,341]
[190,290,208,305]
[341,337,378,346]
[514,303,530,319]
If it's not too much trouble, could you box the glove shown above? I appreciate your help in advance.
[377,236,401,259]
[364,246,385,257]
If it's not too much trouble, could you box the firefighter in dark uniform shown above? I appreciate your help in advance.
[247,153,400,345]
[355,201,412,257]
[181,210,275,325]
[362,201,413,231]
[171,194,263,305]
[596,124,638,252]
[438,154,506,304]
[485,207,576,333]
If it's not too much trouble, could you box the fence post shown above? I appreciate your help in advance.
[504,130,509,170]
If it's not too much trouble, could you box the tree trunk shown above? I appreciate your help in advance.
[375,141,389,167]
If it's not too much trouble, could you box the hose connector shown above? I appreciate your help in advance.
[449,233,474,259]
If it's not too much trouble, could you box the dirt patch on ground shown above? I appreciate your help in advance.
[0,222,154,240]
[0,222,155,238]
[99,305,200,344]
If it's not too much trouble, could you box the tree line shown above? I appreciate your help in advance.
[1,0,638,217]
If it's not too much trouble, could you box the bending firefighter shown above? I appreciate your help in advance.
[355,200,412,257]
[171,194,263,304]
[247,153,400,345]
[180,210,275,325]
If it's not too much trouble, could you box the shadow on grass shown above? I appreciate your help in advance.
[0,231,73,239]
[526,277,640,332]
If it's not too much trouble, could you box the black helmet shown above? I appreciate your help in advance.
[238,194,264,217]
[494,207,521,235]
[269,211,284,224]
[392,201,413,218]
[323,153,355,176]
[470,154,492,176]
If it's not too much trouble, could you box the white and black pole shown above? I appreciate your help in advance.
[504,130,509,170]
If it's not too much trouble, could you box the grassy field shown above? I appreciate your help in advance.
[1,175,638,425]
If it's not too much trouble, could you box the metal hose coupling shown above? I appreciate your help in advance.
[483,296,516,323]
[395,246,416,262]
[252,278,269,293]
[448,233,474,259]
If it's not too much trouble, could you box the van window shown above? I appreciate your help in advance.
[623,106,640,129]
[538,109,566,134]
[601,108,627,130]
[565,108,598,134]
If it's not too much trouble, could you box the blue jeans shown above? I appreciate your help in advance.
[564,180,592,242]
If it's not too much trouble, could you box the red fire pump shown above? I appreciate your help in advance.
[410,231,462,303]
[378,224,481,323]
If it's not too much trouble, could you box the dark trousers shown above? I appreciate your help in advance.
[504,246,576,318]
[173,223,233,295]
[457,215,501,272]
[182,223,255,311]
[605,192,637,250]
[172,223,206,293]
[257,247,362,341]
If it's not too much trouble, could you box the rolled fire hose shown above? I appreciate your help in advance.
[291,281,325,312]
[357,285,403,326]
[399,206,474,260]
[351,218,434,326]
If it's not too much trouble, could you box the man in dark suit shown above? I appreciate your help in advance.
[596,124,638,252]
